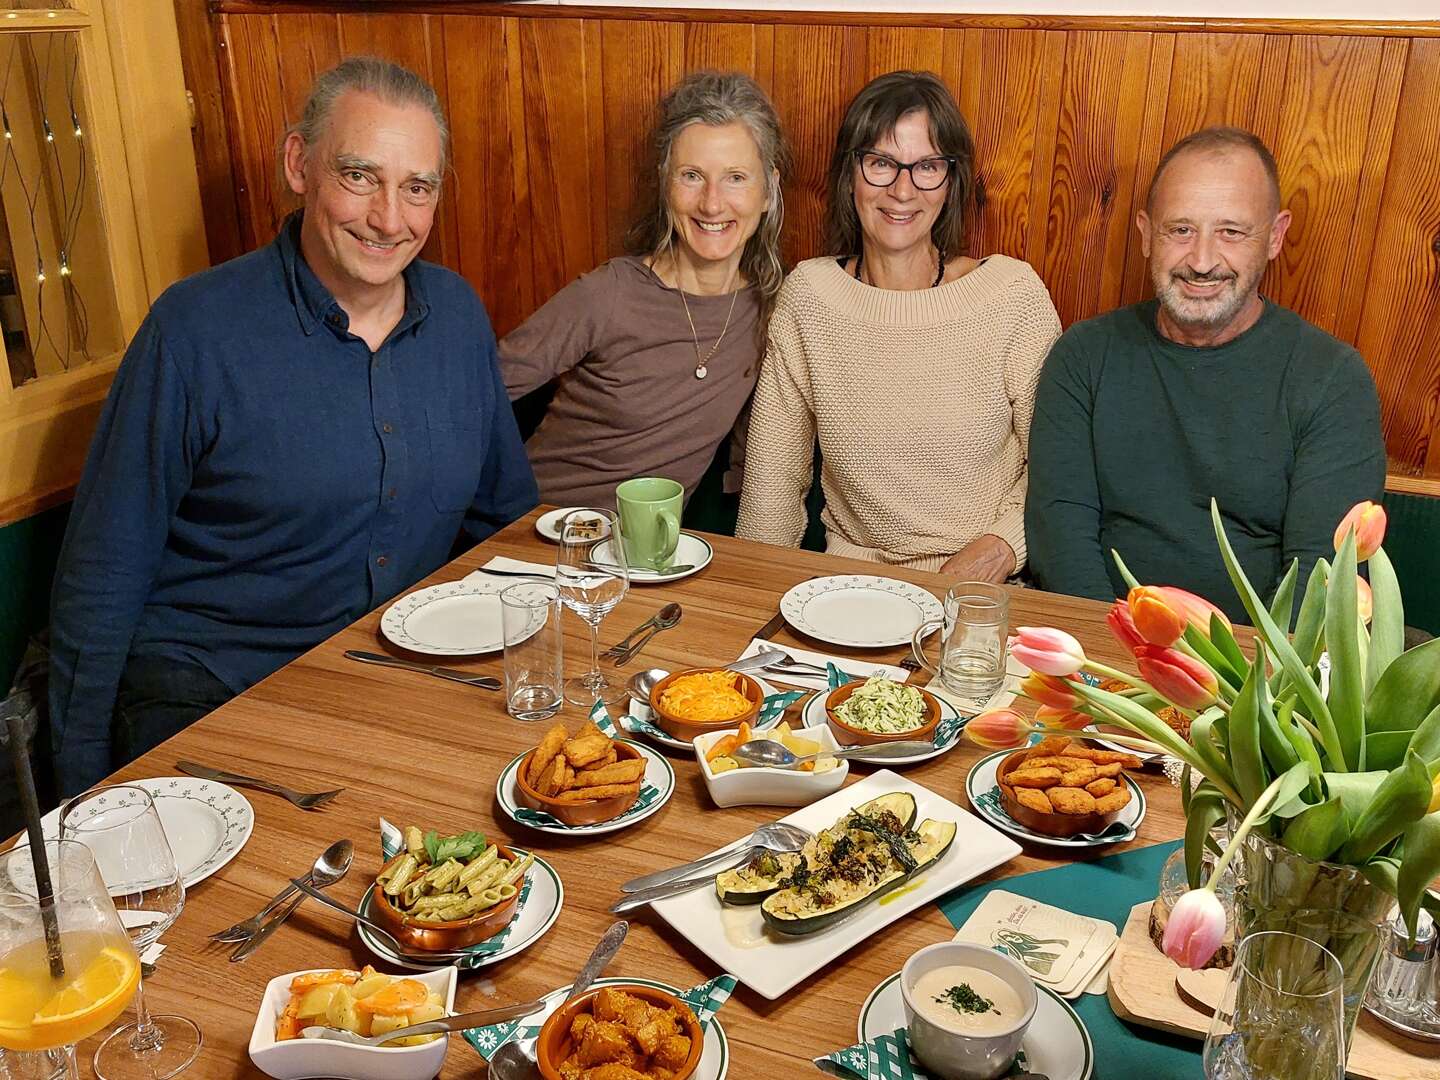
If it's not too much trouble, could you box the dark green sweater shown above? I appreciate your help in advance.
[1025,299,1385,617]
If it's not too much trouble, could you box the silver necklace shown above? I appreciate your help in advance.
[675,259,741,380]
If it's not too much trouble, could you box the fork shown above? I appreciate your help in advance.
[176,761,343,810]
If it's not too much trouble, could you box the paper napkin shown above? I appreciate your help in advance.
[470,557,554,579]
[464,973,737,1062]
[737,638,909,691]
[815,1027,1035,1079]
[952,890,1119,999]
[376,817,533,963]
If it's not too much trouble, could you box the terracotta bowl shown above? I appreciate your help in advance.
[995,748,1128,838]
[368,848,522,952]
[536,983,704,1080]
[824,681,940,747]
[515,740,643,827]
[649,669,763,743]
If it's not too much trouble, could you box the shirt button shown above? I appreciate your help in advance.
[388,488,397,499]
[376,555,389,567]
[382,423,394,434]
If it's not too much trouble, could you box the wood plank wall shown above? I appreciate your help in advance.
[190,2,1440,479]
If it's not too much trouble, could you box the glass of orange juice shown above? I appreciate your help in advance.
[0,841,140,1079]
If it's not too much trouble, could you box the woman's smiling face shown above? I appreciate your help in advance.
[666,121,768,274]
[853,109,947,259]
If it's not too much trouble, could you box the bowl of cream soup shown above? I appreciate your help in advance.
[900,942,1037,1080]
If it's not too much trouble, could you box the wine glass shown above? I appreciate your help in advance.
[1203,930,1346,1080]
[0,840,140,1080]
[60,786,199,1080]
[556,507,630,705]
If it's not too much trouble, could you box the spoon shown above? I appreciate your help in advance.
[730,739,937,769]
[606,603,683,666]
[625,667,668,701]
[619,821,812,893]
[301,999,547,1045]
[211,839,353,942]
[230,840,354,960]
[284,876,476,961]
[488,921,629,1080]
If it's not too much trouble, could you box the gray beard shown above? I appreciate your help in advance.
[1154,274,1250,332]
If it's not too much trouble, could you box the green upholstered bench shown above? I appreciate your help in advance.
[1383,488,1440,638]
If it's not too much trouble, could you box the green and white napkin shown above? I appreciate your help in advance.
[510,703,660,828]
[815,1027,1032,1078]
[376,817,532,963]
[826,666,966,749]
[464,973,737,1062]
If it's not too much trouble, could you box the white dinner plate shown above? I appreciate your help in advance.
[780,575,944,648]
[380,577,545,656]
[535,506,588,542]
[465,976,729,1078]
[648,769,1022,1000]
[857,970,1093,1080]
[592,532,714,584]
[624,674,781,753]
[964,749,1147,848]
[355,851,563,971]
[799,689,966,765]
[495,740,675,836]
[31,778,253,889]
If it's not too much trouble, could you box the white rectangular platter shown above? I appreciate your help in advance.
[650,769,1022,999]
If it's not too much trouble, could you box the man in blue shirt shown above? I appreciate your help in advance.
[48,58,538,795]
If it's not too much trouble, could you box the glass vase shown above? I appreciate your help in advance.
[1226,806,1391,1050]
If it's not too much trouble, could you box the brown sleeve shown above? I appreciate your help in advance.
[498,261,619,399]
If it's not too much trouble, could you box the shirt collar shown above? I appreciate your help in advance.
[277,210,432,340]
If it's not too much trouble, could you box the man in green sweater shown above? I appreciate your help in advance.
[1025,127,1385,616]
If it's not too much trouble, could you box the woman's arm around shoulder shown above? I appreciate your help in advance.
[497,260,623,400]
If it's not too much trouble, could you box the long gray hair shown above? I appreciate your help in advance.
[625,71,790,321]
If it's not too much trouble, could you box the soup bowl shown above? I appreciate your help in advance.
[900,941,1037,1080]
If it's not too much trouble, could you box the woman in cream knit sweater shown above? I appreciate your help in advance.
[737,71,1061,579]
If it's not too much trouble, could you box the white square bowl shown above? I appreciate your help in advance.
[692,722,849,807]
[248,966,457,1080]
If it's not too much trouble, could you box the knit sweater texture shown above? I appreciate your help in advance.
[737,254,1061,571]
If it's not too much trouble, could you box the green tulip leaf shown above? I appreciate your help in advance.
[1185,790,1227,889]
[1404,703,1440,775]
[1339,750,1433,864]
[1366,730,1419,773]
[1110,548,1142,593]
[1325,770,1388,831]
[1281,797,1348,861]
[1366,547,1404,696]
[1269,558,1300,634]
[1210,613,1251,682]
[1325,531,1366,770]
[1293,558,1331,666]
[1280,704,1324,801]
[1254,760,1318,826]
[1398,813,1440,941]
[1361,856,1401,903]
[1229,643,1269,807]
[1366,636,1440,734]
[1184,624,1242,690]
[1189,708,1239,798]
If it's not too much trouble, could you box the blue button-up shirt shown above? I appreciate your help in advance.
[49,213,538,792]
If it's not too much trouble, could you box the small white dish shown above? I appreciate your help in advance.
[355,852,564,971]
[858,967,1092,1080]
[624,674,782,754]
[495,740,675,836]
[799,691,966,766]
[692,722,849,807]
[780,575,944,649]
[964,750,1146,849]
[901,941,1037,1080]
[381,577,544,656]
[535,506,587,542]
[31,777,253,888]
[249,966,456,1080]
[593,532,714,584]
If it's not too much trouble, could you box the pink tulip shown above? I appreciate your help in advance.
[1021,671,1082,709]
[1334,501,1387,562]
[1034,704,1091,731]
[1011,627,1086,677]
[965,708,1030,750]
[1356,576,1373,625]
[1127,586,1231,646]
[1135,644,1218,709]
[1162,888,1227,969]
[1106,599,1147,653]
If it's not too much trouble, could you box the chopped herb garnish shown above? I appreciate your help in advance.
[935,983,998,1016]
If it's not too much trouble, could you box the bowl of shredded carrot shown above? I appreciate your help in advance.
[648,668,763,742]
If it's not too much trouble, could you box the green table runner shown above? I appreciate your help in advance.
[936,840,1202,1079]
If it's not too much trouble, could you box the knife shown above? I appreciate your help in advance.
[344,650,502,689]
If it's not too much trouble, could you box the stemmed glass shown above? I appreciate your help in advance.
[60,786,199,1080]
[1203,930,1347,1080]
[0,840,140,1080]
[556,507,630,705]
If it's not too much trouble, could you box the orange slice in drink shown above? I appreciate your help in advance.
[28,946,140,1048]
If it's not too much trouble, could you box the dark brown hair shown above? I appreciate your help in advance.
[822,71,975,257]
[1147,126,1281,213]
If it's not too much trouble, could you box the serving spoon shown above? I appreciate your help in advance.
[625,667,668,701]
[730,740,937,769]
[619,821,812,893]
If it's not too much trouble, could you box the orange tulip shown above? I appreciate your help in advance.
[1135,644,1219,709]
[1334,501,1386,562]
[1020,671,1082,709]
[1127,586,1231,646]
[1106,599,1147,652]
[965,708,1030,750]
[1035,704,1091,731]
[1356,576,1373,625]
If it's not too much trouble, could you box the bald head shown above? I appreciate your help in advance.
[1147,126,1281,217]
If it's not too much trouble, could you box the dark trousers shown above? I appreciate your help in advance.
[112,654,234,771]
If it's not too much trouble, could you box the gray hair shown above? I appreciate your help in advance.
[625,71,790,322]
[285,56,449,174]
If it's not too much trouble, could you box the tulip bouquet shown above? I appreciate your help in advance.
[969,500,1440,1043]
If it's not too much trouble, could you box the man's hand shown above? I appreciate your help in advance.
[941,534,1016,583]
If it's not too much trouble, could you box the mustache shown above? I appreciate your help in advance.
[1171,269,1236,285]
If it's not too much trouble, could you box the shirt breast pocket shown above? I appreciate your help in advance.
[425,410,485,513]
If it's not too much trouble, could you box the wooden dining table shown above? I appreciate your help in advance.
[77,508,1185,1077]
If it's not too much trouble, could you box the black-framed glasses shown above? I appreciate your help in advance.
[853,150,956,191]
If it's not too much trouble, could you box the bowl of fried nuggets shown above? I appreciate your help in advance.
[996,736,1144,838]
[517,719,648,827]
[537,983,703,1080]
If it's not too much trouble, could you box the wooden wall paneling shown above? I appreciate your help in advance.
[1355,38,1440,478]
[173,0,242,265]
[681,21,768,87]
[1022,31,1067,271]
[1039,31,1155,326]
[583,20,609,270]
[216,15,288,252]
[1114,32,1176,308]
[439,14,531,336]
[863,26,944,81]
[1160,32,1265,137]
[1266,35,1383,334]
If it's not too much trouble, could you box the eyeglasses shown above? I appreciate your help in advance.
[853,150,956,191]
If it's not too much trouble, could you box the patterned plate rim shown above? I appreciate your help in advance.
[495,741,676,834]
[800,692,966,765]
[380,578,540,656]
[780,575,945,648]
[964,749,1146,847]
[627,675,783,752]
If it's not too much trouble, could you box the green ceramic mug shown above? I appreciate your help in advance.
[615,477,682,570]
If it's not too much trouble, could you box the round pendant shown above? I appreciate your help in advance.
[695,364,708,380]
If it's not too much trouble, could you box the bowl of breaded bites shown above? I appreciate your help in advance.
[995,735,1143,838]
[536,983,703,1080]
[516,719,646,827]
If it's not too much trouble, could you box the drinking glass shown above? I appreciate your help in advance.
[910,581,1008,703]
[61,786,199,1080]
[555,508,629,705]
[501,580,564,721]
[0,841,140,1080]
[1203,930,1346,1080]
